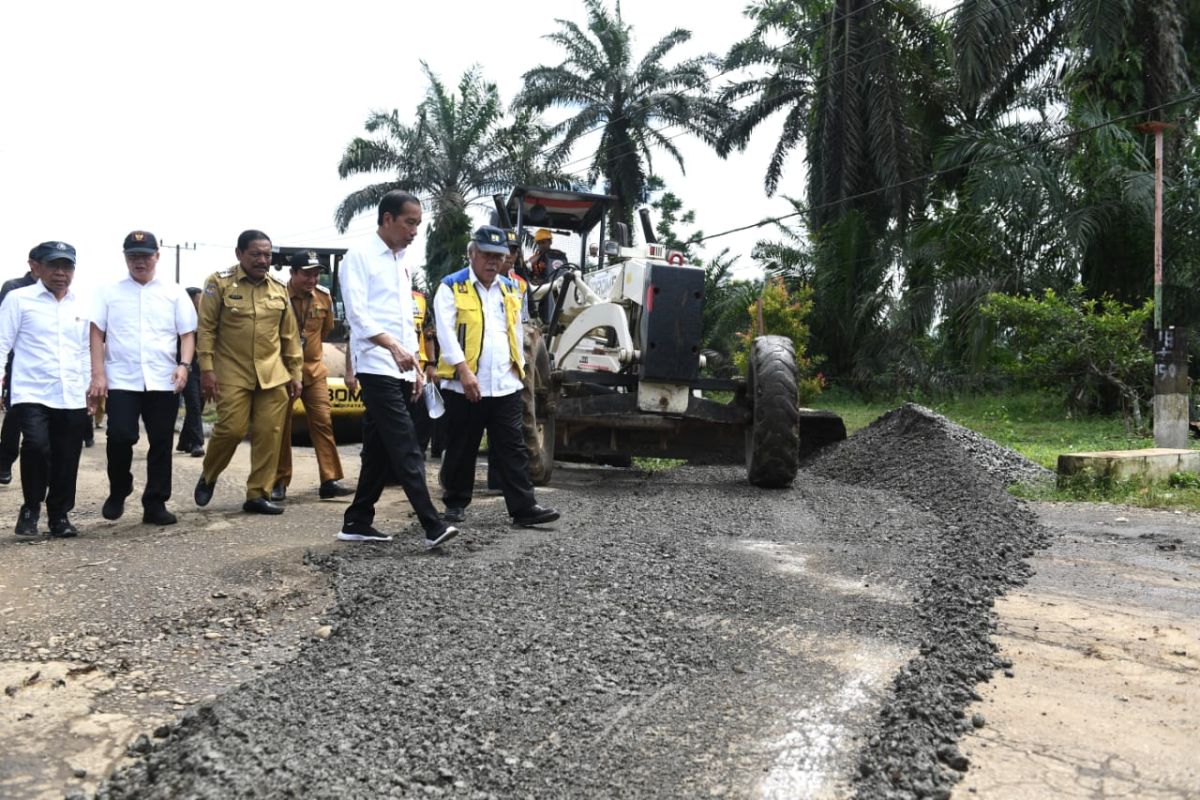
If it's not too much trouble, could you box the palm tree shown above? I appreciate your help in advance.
[513,0,727,229]
[336,63,570,284]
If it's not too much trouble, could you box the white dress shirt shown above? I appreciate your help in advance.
[0,281,89,409]
[434,271,525,398]
[92,275,198,391]
[340,233,417,380]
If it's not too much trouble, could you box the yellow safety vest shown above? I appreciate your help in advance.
[435,268,525,380]
[411,289,432,368]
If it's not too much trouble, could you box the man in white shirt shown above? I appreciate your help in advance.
[0,242,90,537]
[338,191,458,549]
[0,243,47,485]
[435,226,559,528]
[87,231,197,526]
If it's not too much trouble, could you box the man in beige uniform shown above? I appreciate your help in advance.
[194,230,302,514]
[271,251,353,501]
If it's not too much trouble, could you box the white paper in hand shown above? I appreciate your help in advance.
[423,381,445,419]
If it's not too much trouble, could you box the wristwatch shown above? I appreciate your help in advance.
[178,361,191,368]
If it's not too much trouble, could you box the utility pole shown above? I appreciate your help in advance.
[1134,120,1187,449]
[160,241,196,284]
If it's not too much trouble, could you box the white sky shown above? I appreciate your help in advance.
[1,0,953,294]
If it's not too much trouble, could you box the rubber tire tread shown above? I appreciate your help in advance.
[522,324,555,485]
[746,335,800,488]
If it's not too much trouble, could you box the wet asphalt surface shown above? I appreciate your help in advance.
[96,405,1049,799]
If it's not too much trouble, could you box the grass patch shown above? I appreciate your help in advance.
[817,387,1200,511]
[634,457,685,474]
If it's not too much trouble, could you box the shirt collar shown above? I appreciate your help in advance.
[35,279,74,302]
[374,232,405,260]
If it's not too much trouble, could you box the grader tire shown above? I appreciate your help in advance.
[746,335,800,488]
[522,324,555,486]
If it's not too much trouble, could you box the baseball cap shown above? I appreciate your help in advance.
[533,228,552,242]
[123,230,159,254]
[289,250,327,271]
[505,229,519,249]
[38,241,77,265]
[472,225,509,255]
[28,243,50,261]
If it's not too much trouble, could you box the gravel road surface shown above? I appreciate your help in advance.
[87,405,1049,799]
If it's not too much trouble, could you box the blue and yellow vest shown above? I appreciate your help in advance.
[435,268,525,380]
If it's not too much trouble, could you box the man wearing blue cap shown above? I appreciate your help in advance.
[0,242,91,537]
[0,245,46,485]
[435,225,559,528]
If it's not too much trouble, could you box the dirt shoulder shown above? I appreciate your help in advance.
[0,434,363,800]
[961,502,1200,798]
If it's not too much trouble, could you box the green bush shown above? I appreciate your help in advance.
[981,286,1152,426]
[732,278,822,404]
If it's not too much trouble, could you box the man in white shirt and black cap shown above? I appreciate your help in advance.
[0,242,91,537]
[435,225,559,528]
[87,231,197,526]
[0,243,47,485]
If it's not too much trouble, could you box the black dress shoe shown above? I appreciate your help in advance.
[49,517,78,538]
[0,465,12,485]
[442,506,466,523]
[512,504,560,527]
[83,437,94,448]
[270,482,287,502]
[194,476,216,507]
[319,480,355,499]
[143,506,178,526]
[243,497,284,515]
[101,492,130,521]
[190,446,205,458]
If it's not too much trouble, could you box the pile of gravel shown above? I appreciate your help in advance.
[807,402,1051,799]
[821,403,1053,488]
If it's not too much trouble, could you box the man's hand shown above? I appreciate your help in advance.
[86,374,108,403]
[288,379,303,400]
[345,373,358,393]
[171,365,189,393]
[389,343,417,372]
[457,364,482,403]
[411,369,424,402]
[201,370,220,403]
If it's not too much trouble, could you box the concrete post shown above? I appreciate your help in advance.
[1154,327,1189,449]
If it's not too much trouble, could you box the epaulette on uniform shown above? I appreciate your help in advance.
[267,271,287,285]
[316,284,331,294]
[216,267,236,279]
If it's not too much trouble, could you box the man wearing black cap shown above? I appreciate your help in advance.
[88,231,197,526]
[175,287,206,457]
[0,242,90,537]
[0,245,46,485]
[434,225,559,528]
[271,251,353,502]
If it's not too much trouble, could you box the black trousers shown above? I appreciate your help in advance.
[410,394,432,456]
[177,364,204,451]
[14,404,88,519]
[344,374,443,535]
[440,390,536,516]
[106,389,179,508]
[0,358,19,469]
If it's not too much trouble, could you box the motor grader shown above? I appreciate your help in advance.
[496,186,845,487]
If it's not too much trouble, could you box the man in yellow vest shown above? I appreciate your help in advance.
[434,226,559,527]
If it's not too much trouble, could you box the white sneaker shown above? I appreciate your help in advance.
[337,525,393,542]
[424,525,459,550]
